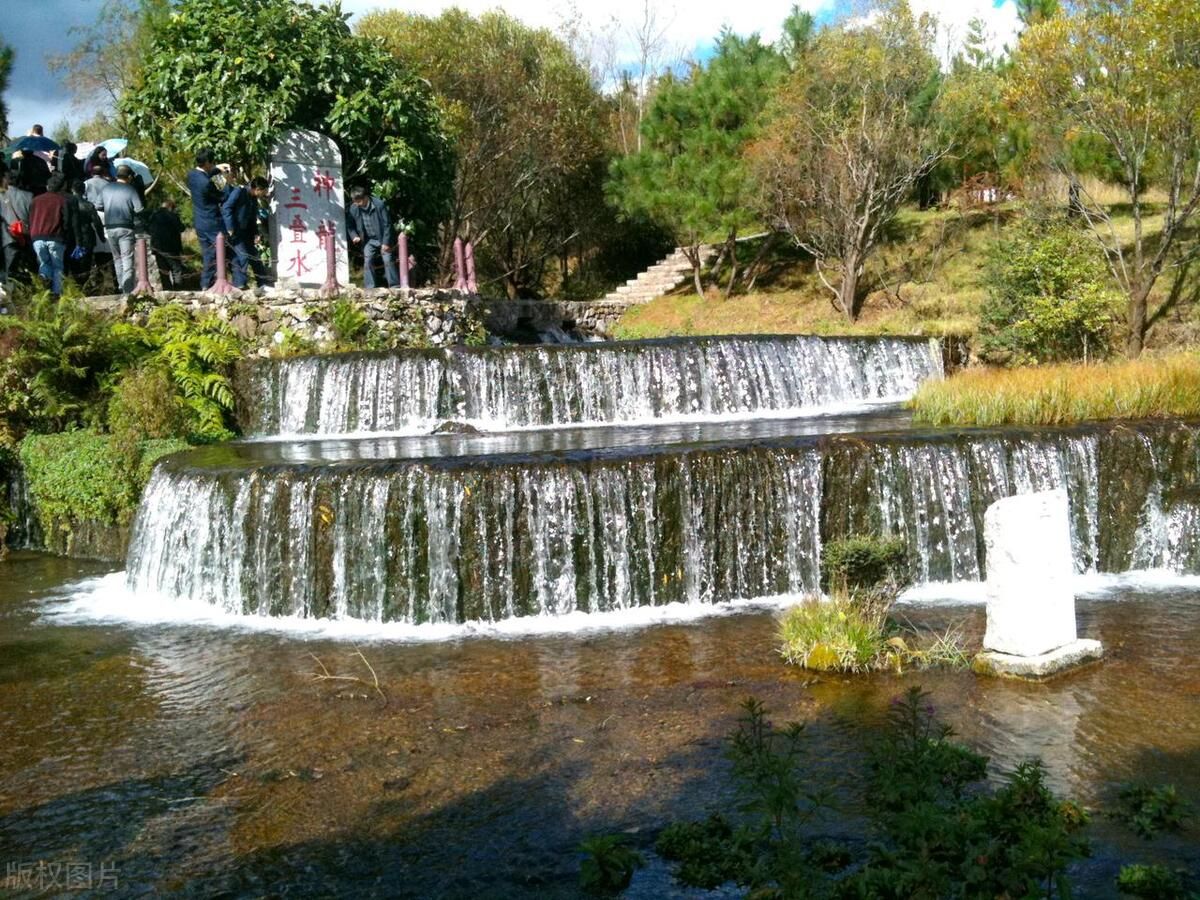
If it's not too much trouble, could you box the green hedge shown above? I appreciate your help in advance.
[17,431,187,537]
[820,534,909,593]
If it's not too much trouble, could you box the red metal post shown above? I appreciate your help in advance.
[211,232,235,294]
[398,233,410,290]
[465,241,478,294]
[453,237,467,291]
[133,236,154,295]
[320,221,339,298]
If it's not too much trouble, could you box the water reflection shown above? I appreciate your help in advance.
[1,554,1198,896]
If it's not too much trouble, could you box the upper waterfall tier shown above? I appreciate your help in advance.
[238,335,943,436]
[126,421,1200,625]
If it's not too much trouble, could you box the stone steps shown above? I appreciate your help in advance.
[600,245,716,306]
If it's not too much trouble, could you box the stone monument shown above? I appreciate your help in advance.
[267,129,350,289]
[973,490,1103,678]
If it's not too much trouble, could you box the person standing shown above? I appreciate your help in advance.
[347,185,400,288]
[84,164,111,208]
[148,198,186,288]
[188,149,227,289]
[221,176,272,288]
[99,165,144,295]
[1,169,34,282]
[67,180,105,281]
[29,173,75,295]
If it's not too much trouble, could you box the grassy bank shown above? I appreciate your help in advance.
[911,354,1200,427]
[612,204,1200,351]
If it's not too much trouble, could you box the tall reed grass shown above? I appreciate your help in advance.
[911,354,1200,427]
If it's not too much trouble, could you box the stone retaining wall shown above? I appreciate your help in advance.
[87,287,631,347]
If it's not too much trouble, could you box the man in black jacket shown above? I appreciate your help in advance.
[66,180,104,281]
[148,198,186,288]
[221,176,272,288]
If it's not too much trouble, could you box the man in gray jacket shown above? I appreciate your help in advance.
[346,185,400,288]
[98,165,144,294]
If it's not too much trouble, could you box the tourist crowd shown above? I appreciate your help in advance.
[1,126,401,299]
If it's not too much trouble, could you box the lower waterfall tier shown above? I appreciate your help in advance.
[126,422,1200,624]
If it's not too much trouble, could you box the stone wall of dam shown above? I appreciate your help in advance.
[124,421,1200,625]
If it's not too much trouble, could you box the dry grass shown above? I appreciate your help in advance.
[910,354,1200,427]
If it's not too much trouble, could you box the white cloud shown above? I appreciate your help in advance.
[910,0,1022,66]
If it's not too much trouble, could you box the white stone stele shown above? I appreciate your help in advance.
[976,489,1104,679]
[267,129,350,289]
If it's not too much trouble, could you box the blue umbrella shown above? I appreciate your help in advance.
[99,138,129,156]
[5,135,61,155]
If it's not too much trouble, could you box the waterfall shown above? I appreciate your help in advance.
[126,423,1200,625]
[6,467,40,550]
[240,335,943,436]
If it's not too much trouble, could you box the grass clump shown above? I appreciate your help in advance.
[1116,863,1188,899]
[910,354,1200,428]
[779,593,897,672]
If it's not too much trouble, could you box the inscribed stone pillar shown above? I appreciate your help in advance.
[268,129,350,289]
[982,489,1077,657]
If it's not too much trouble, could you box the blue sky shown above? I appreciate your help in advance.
[2,0,1022,142]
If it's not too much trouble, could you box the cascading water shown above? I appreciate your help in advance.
[240,335,944,436]
[126,423,1200,625]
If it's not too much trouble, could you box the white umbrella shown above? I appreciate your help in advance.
[113,157,153,184]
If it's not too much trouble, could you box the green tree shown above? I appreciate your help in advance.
[751,0,944,320]
[609,31,786,297]
[360,9,610,297]
[1009,0,1200,355]
[0,42,12,142]
[122,0,453,249]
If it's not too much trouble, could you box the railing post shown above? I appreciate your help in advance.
[211,232,234,294]
[398,232,410,290]
[320,222,339,298]
[465,241,478,294]
[453,237,467,291]
[133,237,154,295]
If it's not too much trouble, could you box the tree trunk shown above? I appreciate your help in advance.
[838,251,862,321]
[722,238,739,300]
[1125,282,1150,357]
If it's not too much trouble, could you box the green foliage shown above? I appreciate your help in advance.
[659,689,1089,897]
[116,307,242,442]
[361,8,611,295]
[0,288,142,436]
[577,834,643,896]
[328,299,384,351]
[18,431,186,535]
[0,41,12,141]
[1116,783,1192,840]
[820,534,909,594]
[979,221,1120,365]
[269,326,319,358]
[123,0,453,247]
[609,31,785,293]
[1116,863,1188,899]
[655,815,756,889]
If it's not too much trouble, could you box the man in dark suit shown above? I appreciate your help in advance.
[187,148,226,289]
[222,176,272,288]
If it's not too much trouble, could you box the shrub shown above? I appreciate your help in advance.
[578,834,643,896]
[108,365,188,447]
[1117,863,1187,899]
[979,221,1120,365]
[18,431,187,535]
[820,534,909,593]
[654,815,755,889]
[1116,783,1192,839]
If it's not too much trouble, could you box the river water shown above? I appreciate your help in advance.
[1,552,1197,898]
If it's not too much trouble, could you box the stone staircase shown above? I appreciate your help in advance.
[602,245,716,305]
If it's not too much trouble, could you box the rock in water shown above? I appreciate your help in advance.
[982,489,1077,657]
[431,421,484,435]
